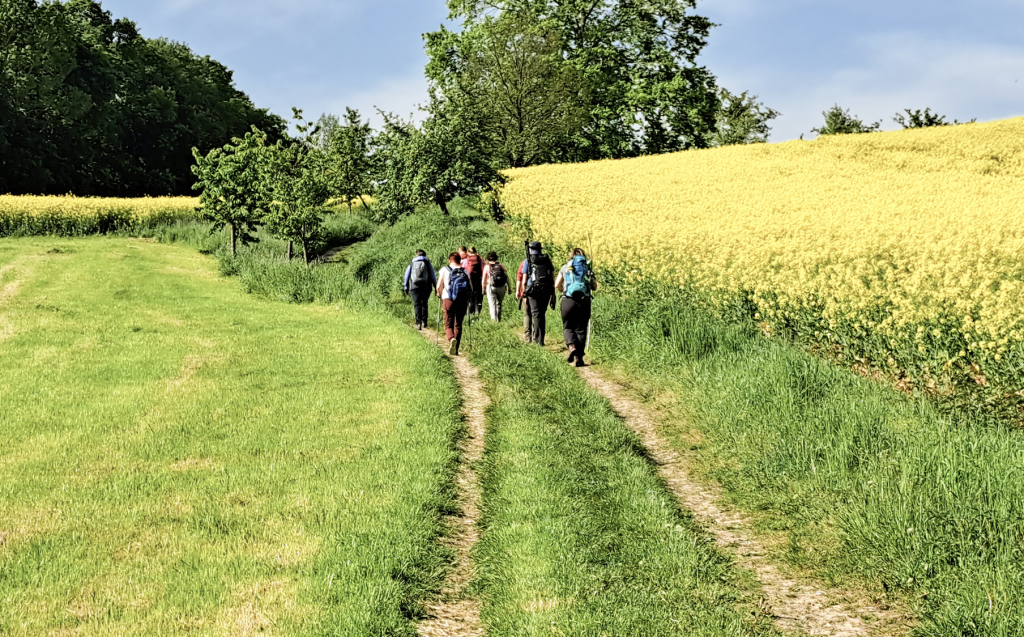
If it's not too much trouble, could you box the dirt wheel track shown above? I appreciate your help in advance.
[577,366,915,637]
[417,327,487,637]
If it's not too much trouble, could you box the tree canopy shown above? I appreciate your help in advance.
[0,0,284,196]
[428,0,722,164]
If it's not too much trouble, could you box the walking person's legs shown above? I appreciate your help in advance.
[443,299,457,354]
[487,286,506,322]
[523,303,533,342]
[527,294,547,346]
[561,296,579,361]
[452,298,468,354]
[574,297,592,366]
[411,285,428,329]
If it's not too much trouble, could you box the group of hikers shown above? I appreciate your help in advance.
[402,242,597,366]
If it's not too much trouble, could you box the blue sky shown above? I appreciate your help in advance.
[101,0,1024,142]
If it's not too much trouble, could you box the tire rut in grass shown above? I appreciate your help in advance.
[576,366,915,637]
[417,327,486,637]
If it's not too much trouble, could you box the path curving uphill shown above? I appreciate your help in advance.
[576,366,915,637]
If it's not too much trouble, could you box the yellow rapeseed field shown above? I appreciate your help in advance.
[500,117,1024,392]
[0,195,199,236]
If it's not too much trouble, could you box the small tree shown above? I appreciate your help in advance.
[191,127,270,255]
[893,108,975,129]
[371,113,421,225]
[710,89,781,146]
[414,92,503,215]
[326,108,374,213]
[262,110,332,265]
[812,105,881,136]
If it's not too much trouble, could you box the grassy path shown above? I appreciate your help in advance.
[417,328,488,637]
[462,320,777,637]
[0,237,462,636]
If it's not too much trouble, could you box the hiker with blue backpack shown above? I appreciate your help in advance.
[555,248,597,367]
[403,250,437,330]
[436,252,471,355]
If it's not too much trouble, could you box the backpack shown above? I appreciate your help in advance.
[447,267,470,302]
[563,255,592,301]
[525,253,554,295]
[490,263,508,289]
[410,259,430,286]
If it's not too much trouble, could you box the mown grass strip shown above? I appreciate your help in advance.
[467,320,777,637]
[0,237,462,636]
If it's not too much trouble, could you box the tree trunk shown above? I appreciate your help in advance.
[229,223,237,256]
[302,239,309,266]
[286,240,293,261]
[358,195,370,211]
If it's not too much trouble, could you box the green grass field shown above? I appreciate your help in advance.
[0,237,462,635]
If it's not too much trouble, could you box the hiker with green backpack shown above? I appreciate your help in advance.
[436,252,471,356]
[403,249,437,330]
[555,248,597,367]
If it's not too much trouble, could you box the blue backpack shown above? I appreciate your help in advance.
[564,256,592,301]
[447,267,470,301]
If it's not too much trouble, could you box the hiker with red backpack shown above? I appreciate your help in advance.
[482,251,511,322]
[403,249,437,330]
[518,241,556,346]
[555,248,597,367]
[461,246,484,316]
[437,252,471,355]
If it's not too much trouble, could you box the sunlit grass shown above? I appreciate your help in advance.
[0,237,461,636]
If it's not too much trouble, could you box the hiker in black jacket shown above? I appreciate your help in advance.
[403,250,437,330]
[518,241,556,345]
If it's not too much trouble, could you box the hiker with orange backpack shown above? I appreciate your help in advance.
[482,251,511,322]
[555,248,597,367]
[436,252,471,355]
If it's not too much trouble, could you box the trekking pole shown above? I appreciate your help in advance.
[586,232,595,354]
[436,294,442,346]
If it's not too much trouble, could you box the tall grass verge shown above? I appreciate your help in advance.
[591,290,1024,635]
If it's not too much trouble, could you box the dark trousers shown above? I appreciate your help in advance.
[443,298,468,346]
[410,284,431,326]
[526,292,551,345]
[561,295,591,352]
[469,273,483,315]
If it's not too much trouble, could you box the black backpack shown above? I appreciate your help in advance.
[526,253,554,295]
[490,263,508,289]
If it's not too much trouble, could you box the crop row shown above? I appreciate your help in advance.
[0,195,199,237]
[499,117,1024,408]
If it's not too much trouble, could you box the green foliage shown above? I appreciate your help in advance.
[372,101,502,221]
[812,104,882,136]
[261,110,334,264]
[0,0,284,197]
[434,0,721,161]
[426,13,587,168]
[323,108,375,212]
[191,127,270,255]
[711,88,781,146]
[893,107,976,129]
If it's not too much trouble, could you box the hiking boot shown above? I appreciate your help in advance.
[449,338,458,356]
[567,347,577,363]
[575,356,587,367]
